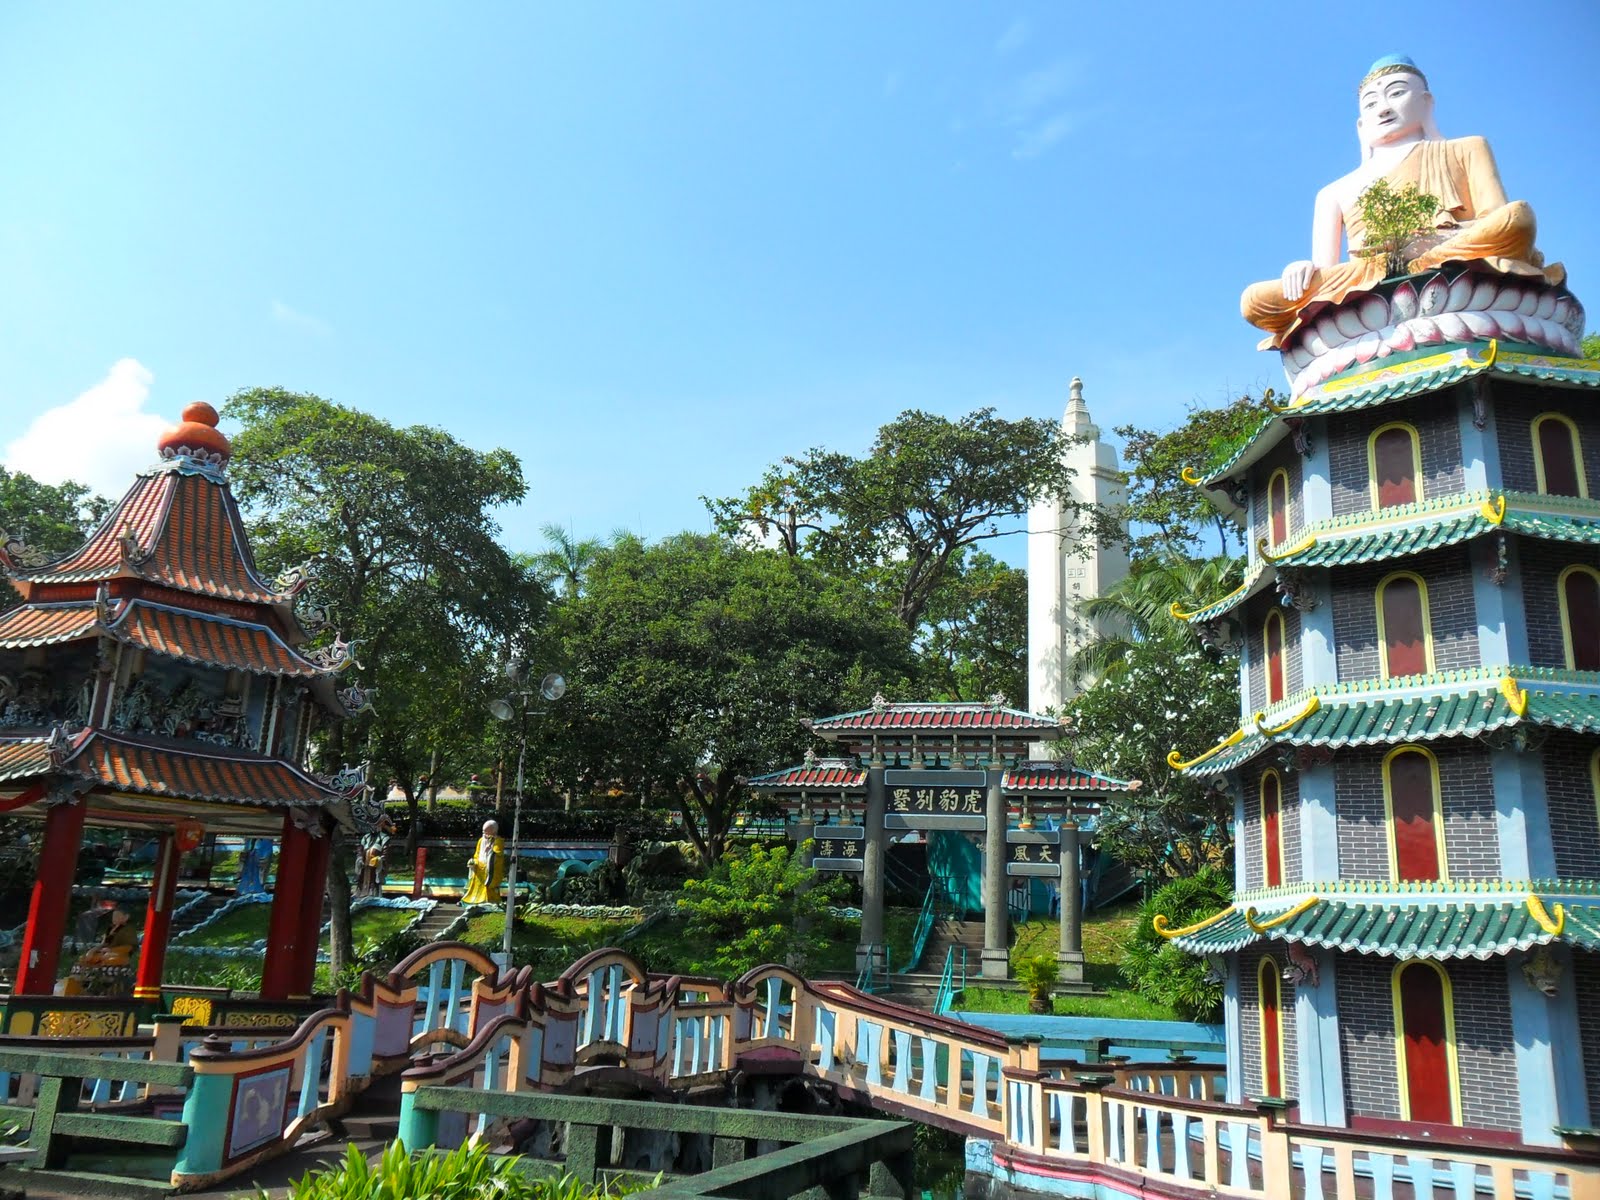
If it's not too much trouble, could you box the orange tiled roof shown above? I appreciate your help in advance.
[61,729,342,807]
[0,598,325,677]
[111,601,324,677]
[5,468,289,605]
[0,738,52,784]
[0,604,98,648]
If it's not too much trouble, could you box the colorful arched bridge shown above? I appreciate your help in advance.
[0,943,1591,1199]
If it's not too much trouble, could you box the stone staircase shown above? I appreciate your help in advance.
[918,917,985,972]
[169,892,230,937]
[410,901,463,941]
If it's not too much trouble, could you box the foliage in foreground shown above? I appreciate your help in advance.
[677,842,845,976]
[1120,868,1233,1023]
[267,1140,655,1200]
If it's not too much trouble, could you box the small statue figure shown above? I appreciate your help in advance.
[1242,55,1563,347]
[354,814,395,898]
[461,819,505,905]
[64,907,139,995]
[237,837,274,896]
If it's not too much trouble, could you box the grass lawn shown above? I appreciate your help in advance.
[179,902,421,949]
[458,911,639,963]
[951,904,1181,1022]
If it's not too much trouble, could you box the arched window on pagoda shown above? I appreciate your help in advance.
[1260,769,1285,889]
[1591,748,1600,839]
[1262,609,1287,704]
[1369,422,1422,509]
[1385,746,1446,882]
[1532,413,1587,498]
[1377,572,1433,679]
[1266,468,1290,548]
[1258,956,1285,1098]
[1392,960,1461,1125]
[1558,565,1600,672]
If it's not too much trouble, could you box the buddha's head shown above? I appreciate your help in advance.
[1356,55,1439,157]
[482,819,498,838]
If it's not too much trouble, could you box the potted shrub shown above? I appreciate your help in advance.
[1017,954,1059,1015]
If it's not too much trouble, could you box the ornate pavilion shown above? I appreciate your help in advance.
[749,697,1132,981]
[0,403,363,1005]
[1157,56,1600,1147]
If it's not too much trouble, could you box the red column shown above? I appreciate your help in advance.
[261,815,310,1001]
[290,831,331,999]
[133,835,180,1001]
[16,794,89,995]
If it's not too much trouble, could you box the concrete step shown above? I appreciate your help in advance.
[16,1165,176,1197]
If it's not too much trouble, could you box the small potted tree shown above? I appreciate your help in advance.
[1017,954,1059,1015]
[1354,179,1441,279]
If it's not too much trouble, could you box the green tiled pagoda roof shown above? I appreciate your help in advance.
[1169,668,1600,777]
[1175,491,1600,625]
[1194,345,1600,488]
[1162,883,1600,959]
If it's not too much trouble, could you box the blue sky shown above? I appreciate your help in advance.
[2,2,1597,563]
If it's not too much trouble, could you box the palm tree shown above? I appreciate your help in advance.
[1071,552,1242,679]
[531,523,604,599]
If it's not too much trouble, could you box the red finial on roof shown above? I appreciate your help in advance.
[157,402,231,467]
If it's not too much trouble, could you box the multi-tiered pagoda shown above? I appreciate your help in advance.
[0,403,361,1003]
[1160,56,1599,1145]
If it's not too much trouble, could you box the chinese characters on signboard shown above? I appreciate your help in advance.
[888,786,985,816]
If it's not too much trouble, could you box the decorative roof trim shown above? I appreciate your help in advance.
[1192,345,1600,490]
[1178,490,1600,624]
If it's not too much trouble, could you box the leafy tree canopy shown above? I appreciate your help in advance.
[0,467,109,559]
[707,407,1077,630]
[553,533,914,864]
[677,842,845,976]
[1059,552,1242,879]
[223,387,541,970]
[1113,396,1262,557]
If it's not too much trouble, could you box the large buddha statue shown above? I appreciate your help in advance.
[1242,56,1564,351]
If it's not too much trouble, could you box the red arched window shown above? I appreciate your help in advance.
[1260,770,1284,889]
[1259,957,1284,1098]
[1264,610,1286,704]
[1393,961,1459,1125]
[1386,748,1445,882]
[1369,423,1421,509]
[1267,469,1289,547]
[1533,414,1586,498]
[1559,566,1600,672]
[1378,573,1432,679]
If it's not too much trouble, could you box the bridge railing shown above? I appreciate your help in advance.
[171,1001,365,1189]
[398,1087,916,1197]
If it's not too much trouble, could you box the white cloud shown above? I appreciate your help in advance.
[4,359,166,500]
[995,18,1030,55]
[997,59,1081,123]
[270,299,332,338]
[1012,111,1082,159]
[989,57,1089,160]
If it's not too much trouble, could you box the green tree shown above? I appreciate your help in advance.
[530,523,605,599]
[1059,552,1242,879]
[678,842,844,975]
[1353,179,1441,278]
[223,388,540,973]
[708,407,1077,630]
[1072,552,1242,679]
[916,548,1027,701]
[1114,396,1262,557]
[557,534,913,865]
[1581,331,1600,359]
[1120,867,1233,1022]
[0,465,109,559]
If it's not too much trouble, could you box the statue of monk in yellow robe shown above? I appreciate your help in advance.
[1242,56,1564,349]
[461,819,505,905]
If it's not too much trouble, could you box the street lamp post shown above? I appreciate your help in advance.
[489,660,566,971]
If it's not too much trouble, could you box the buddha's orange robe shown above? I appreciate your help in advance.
[1242,137,1564,348]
